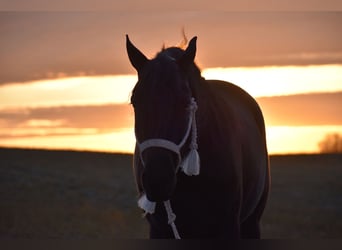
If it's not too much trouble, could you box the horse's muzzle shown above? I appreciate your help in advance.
[141,148,178,202]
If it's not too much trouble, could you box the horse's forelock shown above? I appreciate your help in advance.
[157,47,185,61]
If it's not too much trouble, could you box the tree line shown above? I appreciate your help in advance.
[318,133,342,153]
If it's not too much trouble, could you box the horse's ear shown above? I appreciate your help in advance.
[126,35,148,72]
[178,36,197,70]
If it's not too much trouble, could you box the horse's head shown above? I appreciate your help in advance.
[127,35,198,202]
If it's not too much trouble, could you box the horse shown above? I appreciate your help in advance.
[126,35,270,239]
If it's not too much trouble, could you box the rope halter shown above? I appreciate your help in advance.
[135,97,200,239]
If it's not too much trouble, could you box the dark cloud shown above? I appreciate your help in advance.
[1,12,342,85]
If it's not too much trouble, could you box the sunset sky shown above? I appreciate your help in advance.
[1,11,341,154]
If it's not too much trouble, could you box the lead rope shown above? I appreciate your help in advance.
[164,200,181,239]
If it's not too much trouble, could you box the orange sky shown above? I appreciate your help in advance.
[1,11,342,154]
[1,12,342,84]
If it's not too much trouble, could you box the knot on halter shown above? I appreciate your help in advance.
[135,97,200,239]
[179,98,200,176]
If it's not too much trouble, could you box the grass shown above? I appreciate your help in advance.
[262,154,342,238]
[0,148,341,238]
[0,148,148,239]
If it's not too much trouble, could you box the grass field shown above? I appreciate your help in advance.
[0,147,341,239]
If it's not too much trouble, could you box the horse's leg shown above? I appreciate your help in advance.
[217,190,243,239]
[240,212,261,238]
[241,166,270,239]
[218,217,241,239]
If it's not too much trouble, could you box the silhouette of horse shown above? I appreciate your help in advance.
[126,35,270,239]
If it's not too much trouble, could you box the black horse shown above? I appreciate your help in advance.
[126,35,270,239]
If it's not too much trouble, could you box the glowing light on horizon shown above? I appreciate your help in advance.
[0,64,341,110]
[1,125,342,155]
[266,125,342,154]
[0,128,136,154]
[0,75,137,109]
[202,64,342,97]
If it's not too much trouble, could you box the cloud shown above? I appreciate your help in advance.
[1,12,342,85]
[257,92,342,126]
[0,75,136,108]
[0,104,134,138]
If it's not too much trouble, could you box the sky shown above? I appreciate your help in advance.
[0,11,342,154]
[1,1,342,11]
